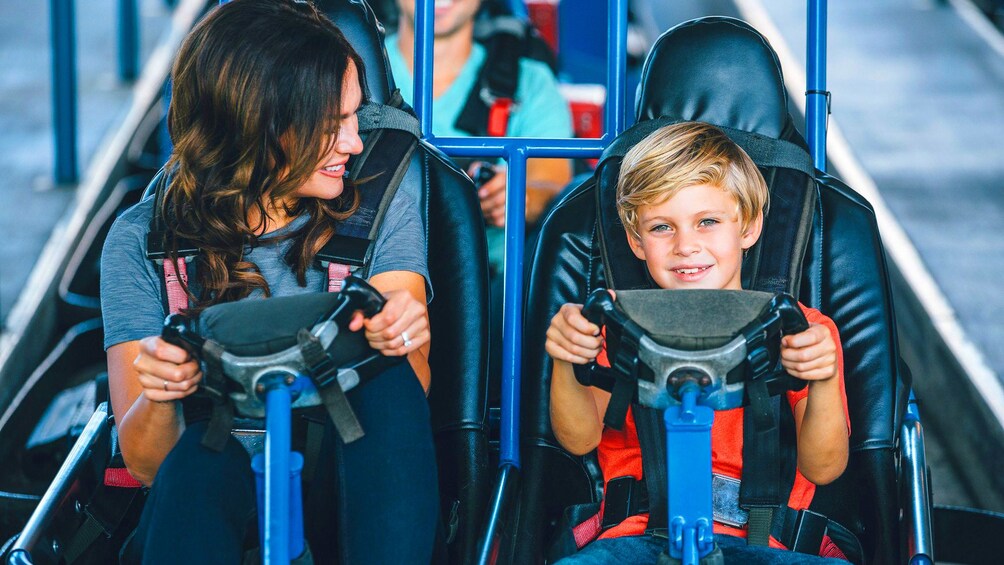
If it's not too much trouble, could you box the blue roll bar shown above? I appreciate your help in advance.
[51,0,78,184]
[118,0,140,81]
[414,0,628,470]
[806,0,828,172]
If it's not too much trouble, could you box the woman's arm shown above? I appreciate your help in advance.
[108,337,203,486]
[354,270,431,392]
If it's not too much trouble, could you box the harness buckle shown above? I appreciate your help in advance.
[788,508,829,555]
[601,476,646,529]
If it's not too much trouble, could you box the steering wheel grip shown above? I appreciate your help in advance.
[162,313,206,358]
[340,276,387,318]
[771,293,810,335]
[581,288,617,328]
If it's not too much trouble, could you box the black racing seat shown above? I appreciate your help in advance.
[318,2,492,562]
[513,17,909,564]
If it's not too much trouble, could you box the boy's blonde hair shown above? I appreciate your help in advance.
[616,122,769,240]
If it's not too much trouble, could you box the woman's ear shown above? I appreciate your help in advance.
[741,211,764,250]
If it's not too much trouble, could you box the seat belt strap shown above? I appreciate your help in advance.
[455,24,523,137]
[327,263,351,293]
[162,257,190,314]
[318,97,420,285]
[634,405,668,533]
[297,329,365,443]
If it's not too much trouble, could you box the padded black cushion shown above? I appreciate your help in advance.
[635,17,787,139]
[317,0,396,104]
[515,17,909,565]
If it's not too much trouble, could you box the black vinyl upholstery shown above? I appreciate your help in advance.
[516,17,909,564]
[319,2,491,562]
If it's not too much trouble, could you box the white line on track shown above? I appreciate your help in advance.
[733,0,1004,428]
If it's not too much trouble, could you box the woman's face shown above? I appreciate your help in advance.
[294,61,364,201]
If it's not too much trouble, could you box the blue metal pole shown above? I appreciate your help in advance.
[413,0,434,139]
[806,0,828,172]
[607,0,628,134]
[51,0,78,184]
[414,0,629,471]
[262,381,292,565]
[665,386,715,563]
[118,0,139,81]
[499,147,527,466]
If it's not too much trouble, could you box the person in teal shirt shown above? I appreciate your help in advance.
[387,0,574,273]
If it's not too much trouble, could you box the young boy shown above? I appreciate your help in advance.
[547,122,851,563]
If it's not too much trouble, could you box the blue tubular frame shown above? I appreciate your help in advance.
[414,0,627,471]
[806,0,827,172]
[902,393,934,564]
[415,1,625,560]
[51,0,78,184]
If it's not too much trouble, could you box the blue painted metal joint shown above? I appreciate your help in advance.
[665,387,716,563]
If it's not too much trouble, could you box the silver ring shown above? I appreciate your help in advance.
[163,380,169,392]
[401,330,413,349]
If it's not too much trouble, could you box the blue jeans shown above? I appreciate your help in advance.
[122,363,439,565]
[555,533,848,564]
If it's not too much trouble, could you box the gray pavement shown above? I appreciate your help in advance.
[0,0,173,325]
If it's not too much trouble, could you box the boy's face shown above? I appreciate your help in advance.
[626,183,762,291]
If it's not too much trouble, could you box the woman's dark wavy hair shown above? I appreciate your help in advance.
[163,0,367,309]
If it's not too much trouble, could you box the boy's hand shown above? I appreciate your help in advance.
[780,323,838,382]
[545,303,603,365]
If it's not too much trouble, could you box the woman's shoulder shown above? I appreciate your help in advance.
[107,196,157,243]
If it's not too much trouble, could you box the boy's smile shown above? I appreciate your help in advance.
[626,183,762,291]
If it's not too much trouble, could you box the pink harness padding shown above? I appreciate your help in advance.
[572,509,603,549]
[104,467,142,488]
[327,262,351,293]
[162,258,190,314]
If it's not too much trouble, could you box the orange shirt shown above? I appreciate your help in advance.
[595,305,850,548]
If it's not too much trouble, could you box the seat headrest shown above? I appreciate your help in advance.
[636,17,788,139]
[318,0,396,104]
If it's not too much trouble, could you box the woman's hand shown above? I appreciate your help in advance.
[349,288,430,357]
[545,303,603,366]
[132,336,203,403]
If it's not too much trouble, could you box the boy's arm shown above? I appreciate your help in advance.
[547,303,608,455]
[783,321,850,485]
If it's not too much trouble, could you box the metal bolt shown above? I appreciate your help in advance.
[255,383,265,394]
[52,539,61,554]
[74,500,83,513]
[285,375,295,385]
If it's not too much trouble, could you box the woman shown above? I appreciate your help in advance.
[100,1,438,562]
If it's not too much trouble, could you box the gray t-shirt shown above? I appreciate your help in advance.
[101,187,429,350]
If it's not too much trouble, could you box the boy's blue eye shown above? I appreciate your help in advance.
[650,224,671,233]
[699,218,720,227]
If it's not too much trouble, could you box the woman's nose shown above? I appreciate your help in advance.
[337,125,363,156]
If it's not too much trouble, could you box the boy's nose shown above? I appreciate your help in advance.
[673,231,701,255]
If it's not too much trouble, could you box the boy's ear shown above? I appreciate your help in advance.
[625,229,647,261]
[741,211,764,250]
